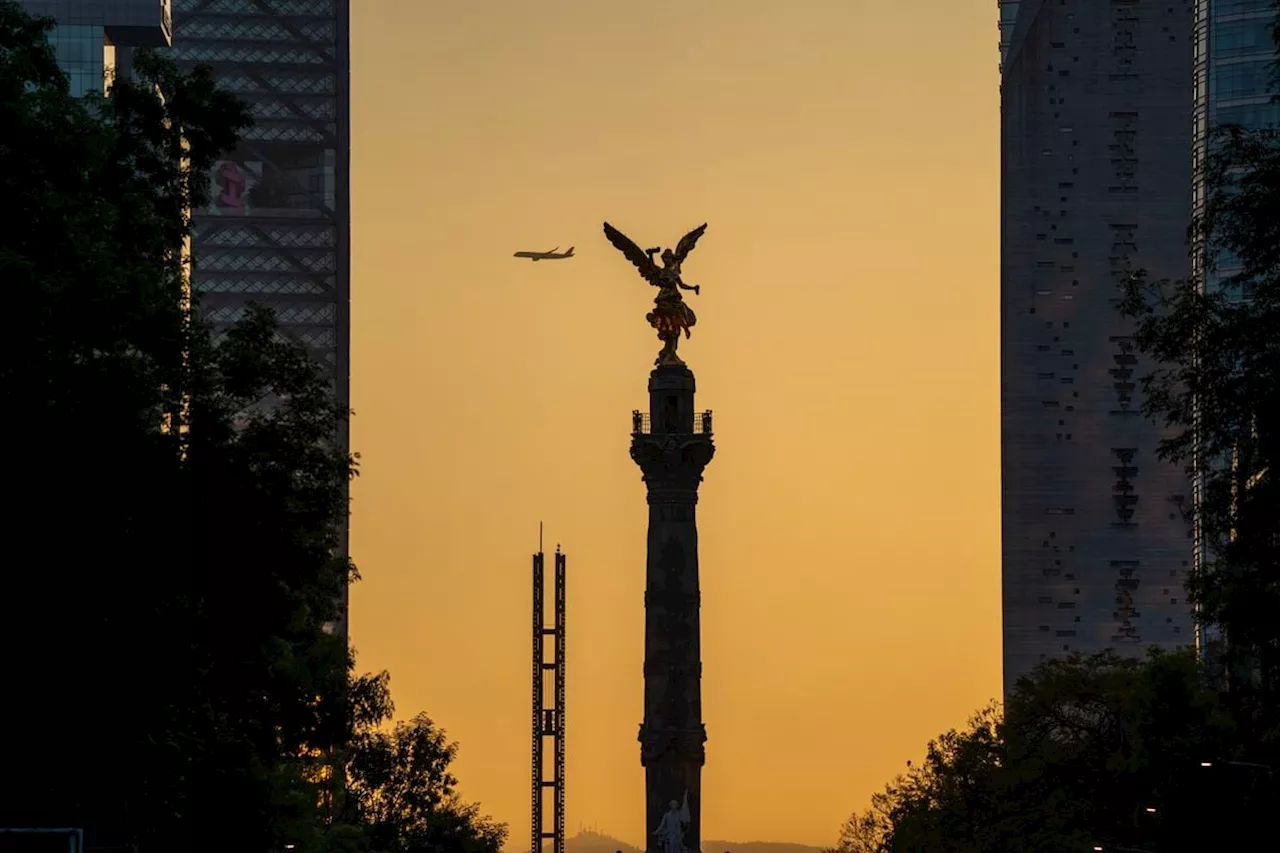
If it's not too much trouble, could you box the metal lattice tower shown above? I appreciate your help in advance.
[531,533,566,853]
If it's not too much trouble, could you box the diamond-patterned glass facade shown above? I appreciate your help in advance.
[170,0,350,627]
[170,0,348,386]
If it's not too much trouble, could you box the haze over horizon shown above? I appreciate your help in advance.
[349,1,999,846]
[528,828,828,853]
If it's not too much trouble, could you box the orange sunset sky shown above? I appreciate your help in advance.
[348,1,999,847]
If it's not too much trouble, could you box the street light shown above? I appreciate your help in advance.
[1197,759,1275,777]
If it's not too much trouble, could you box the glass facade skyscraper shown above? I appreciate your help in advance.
[1189,0,1278,655]
[18,1,172,94]
[48,24,108,95]
[17,1,350,634]
[1205,1,1279,128]
[169,0,352,633]
[21,0,352,634]
[168,0,349,391]
[999,1,1196,694]
[1194,0,1278,286]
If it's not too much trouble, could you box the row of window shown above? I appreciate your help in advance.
[1213,17,1276,60]
[48,25,107,97]
[1212,0,1276,19]
[1212,58,1273,100]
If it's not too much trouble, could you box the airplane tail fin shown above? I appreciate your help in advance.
[565,246,575,256]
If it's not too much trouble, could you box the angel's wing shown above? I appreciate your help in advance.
[671,223,708,264]
[603,222,660,284]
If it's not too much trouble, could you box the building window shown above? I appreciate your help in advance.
[1212,60,1272,101]
[1213,18,1274,61]
[49,25,107,98]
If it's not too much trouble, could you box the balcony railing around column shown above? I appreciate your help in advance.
[631,410,713,435]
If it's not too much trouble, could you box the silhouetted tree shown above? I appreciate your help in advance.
[340,679,506,853]
[833,652,1233,853]
[1,6,520,853]
[1118,119,1280,749]
[177,302,362,853]
[826,794,890,853]
[0,3,363,851]
[1002,650,1238,852]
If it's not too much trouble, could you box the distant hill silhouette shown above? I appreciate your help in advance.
[528,829,827,853]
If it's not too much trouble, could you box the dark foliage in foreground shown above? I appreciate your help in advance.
[829,652,1245,853]
[1118,120,1280,749]
[0,4,504,852]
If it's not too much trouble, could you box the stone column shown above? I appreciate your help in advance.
[630,364,714,853]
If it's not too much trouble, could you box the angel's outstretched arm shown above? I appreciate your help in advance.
[677,280,698,292]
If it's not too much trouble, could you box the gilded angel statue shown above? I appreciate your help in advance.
[603,221,708,366]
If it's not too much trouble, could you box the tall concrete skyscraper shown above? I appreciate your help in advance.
[169,0,352,630]
[999,1,1195,693]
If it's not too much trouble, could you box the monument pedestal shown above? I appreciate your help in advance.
[630,364,714,853]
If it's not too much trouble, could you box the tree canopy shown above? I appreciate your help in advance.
[342,694,507,853]
[836,102,1280,840]
[831,652,1237,853]
[836,90,1280,843]
[0,5,504,853]
[1118,116,1280,749]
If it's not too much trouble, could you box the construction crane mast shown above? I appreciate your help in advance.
[531,528,566,853]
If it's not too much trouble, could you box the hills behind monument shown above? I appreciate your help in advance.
[530,829,827,853]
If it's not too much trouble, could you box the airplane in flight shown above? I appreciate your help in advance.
[513,246,575,261]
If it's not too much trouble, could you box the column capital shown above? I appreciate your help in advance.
[631,433,714,491]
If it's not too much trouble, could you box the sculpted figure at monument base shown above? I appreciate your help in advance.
[652,794,690,853]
